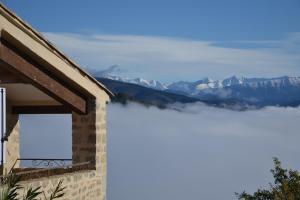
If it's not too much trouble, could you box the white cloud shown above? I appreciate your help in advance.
[44,32,300,82]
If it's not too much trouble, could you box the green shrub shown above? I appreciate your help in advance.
[0,174,65,200]
[237,158,300,200]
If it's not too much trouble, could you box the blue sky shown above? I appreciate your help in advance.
[3,0,300,82]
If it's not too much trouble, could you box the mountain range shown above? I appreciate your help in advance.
[93,69,300,109]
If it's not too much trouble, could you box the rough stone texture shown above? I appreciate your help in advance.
[13,170,103,200]
[3,104,20,174]
[71,97,107,200]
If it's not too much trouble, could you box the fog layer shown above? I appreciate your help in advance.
[19,103,300,200]
[107,103,300,200]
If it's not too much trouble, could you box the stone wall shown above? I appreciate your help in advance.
[12,170,102,200]
[71,97,107,200]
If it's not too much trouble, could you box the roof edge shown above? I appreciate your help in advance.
[0,3,114,98]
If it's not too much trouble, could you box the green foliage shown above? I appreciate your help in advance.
[0,174,65,200]
[23,187,42,200]
[1,174,22,200]
[236,157,300,200]
[47,180,65,200]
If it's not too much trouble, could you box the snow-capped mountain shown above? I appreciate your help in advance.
[91,67,300,107]
[168,76,300,94]
[99,75,169,90]
[167,76,300,106]
[89,66,168,90]
[124,78,168,90]
[90,66,300,91]
[96,72,300,96]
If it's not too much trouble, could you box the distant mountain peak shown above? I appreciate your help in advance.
[88,65,121,77]
[222,76,243,86]
[97,75,300,109]
[202,77,214,83]
[90,67,300,105]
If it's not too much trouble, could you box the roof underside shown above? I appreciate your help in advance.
[1,83,60,106]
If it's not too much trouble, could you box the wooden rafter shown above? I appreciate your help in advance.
[0,67,25,84]
[12,105,71,114]
[0,39,87,114]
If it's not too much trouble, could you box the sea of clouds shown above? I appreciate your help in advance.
[19,103,300,200]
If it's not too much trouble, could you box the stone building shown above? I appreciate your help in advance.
[0,4,113,200]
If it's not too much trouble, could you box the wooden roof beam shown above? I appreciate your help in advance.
[12,105,71,114]
[0,39,87,114]
[0,67,25,84]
